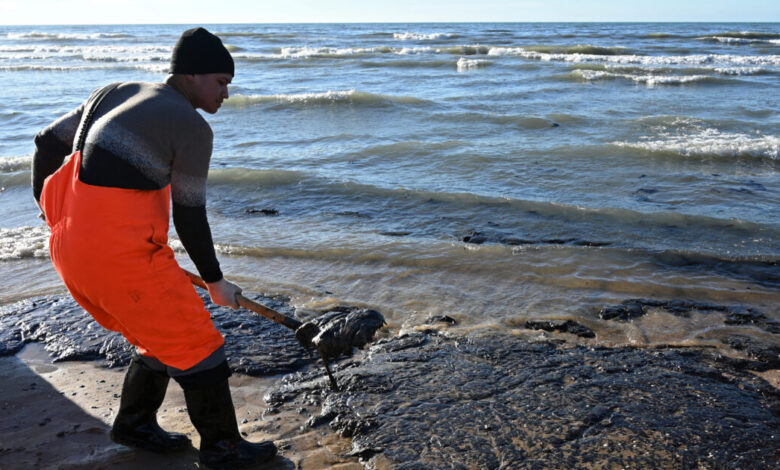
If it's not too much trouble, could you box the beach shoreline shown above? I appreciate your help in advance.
[2,293,779,469]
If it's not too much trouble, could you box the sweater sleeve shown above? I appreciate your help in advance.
[31,104,84,202]
[172,203,223,283]
[170,115,223,283]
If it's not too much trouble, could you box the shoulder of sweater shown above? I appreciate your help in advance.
[118,81,213,138]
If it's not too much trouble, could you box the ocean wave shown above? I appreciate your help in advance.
[358,59,454,69]
[431,112,561,129]
[6,31,134,41]
[195,238,780,291]
[0,156,31,173]
[487,47,780,67]
[207,166,772,236]
[0,226,49,261]
[216,31,298,38]
[273,46,397,59]
[700,36,780,45]
[436,45,491,55]
[393,32,459,41]
[225,90,431,109]
[207,167,309,187]
[611,129,779,160]
[632,115,711,129]
[570,69,731,86]
[523,44,632,55]
[571,63,773,76]
[0,63,168,73]
[202,165,779,269]
[456,57,490,71]
[256,45,487,59]
[0,45,41,53]
[712,66,773,75]
[0,45,171,62]
[705,31,780,40]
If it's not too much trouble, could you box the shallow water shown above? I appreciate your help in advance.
[0,23,778,349]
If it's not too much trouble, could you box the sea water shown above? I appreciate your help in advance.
[0,23,778,348]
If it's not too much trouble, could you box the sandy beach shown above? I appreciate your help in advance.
[0,343,362,470]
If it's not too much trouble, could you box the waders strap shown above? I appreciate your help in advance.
[75,82,121,152]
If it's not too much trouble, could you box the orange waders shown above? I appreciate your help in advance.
[40,150,224,370]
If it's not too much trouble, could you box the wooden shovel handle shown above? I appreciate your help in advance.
[184,269,302,331]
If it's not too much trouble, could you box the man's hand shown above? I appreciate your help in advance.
[206,278,242,309]
[35,199,46,222]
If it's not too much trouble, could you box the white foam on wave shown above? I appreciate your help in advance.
[573,69,718,86]
[78,46,170,62]
[393,32,455,41]
[6,32,132,40]
[0,63,168,73]
[611,129,780,159]
[712,66,769,75]
[0,226,50,261]
[456,57,489,71]
[269,46,439,59]
[226,90,429,107]
[699,36,780,45]
[275,46,393,59]
[228,90,357,106]
[0,156,32,172]
[586,63,769,76]
[488,47,780,67]
[265,90,358,103]
[0,45,171,67]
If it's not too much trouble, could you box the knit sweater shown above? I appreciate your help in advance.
[32,81,223,282]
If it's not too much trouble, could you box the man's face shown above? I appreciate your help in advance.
[191,73,232,114]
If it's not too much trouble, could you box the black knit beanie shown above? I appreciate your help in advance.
[170,27,234,76]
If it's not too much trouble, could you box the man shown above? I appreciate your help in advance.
[32,27,277,469]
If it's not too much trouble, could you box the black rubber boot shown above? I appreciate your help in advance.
[183,378,277,470]
[110,357,191,452]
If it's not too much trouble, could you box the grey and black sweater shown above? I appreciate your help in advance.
[32,81,223,283]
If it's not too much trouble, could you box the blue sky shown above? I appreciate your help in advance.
[1,0,779,24]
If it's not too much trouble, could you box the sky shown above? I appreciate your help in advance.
[1,0,779,25]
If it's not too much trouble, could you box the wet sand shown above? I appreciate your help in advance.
[0,343,362,470]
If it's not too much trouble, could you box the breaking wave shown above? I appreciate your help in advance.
[0,63,168,73]
[456,57,490,71]
[6,31,134,41]
[393,32,459,41]
[487,47,780,67]
[702,31,780,40]
[522,44,632,55]
[225,90,431,108]
[611,129,780,160]
[0,156,31,173]
[0,226,49,261]
[571,63,773,77]
[273,46,395,59]
[570,69,732,86]
[699,36,780,45]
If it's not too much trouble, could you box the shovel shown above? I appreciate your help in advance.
[184,269,385,390]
